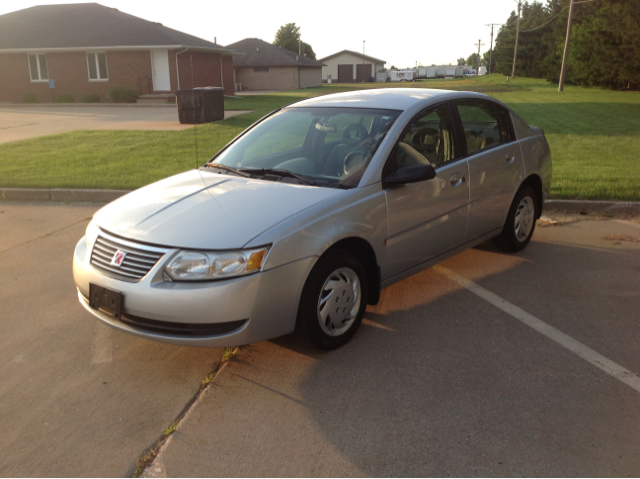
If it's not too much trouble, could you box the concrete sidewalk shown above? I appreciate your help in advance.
[0,106,251,144]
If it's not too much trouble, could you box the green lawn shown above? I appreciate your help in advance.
[1,75,639,200]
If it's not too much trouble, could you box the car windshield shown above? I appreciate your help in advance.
[209,107,401,188]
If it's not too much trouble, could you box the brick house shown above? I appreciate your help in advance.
[226,38,325,91]
[0,3,238,103]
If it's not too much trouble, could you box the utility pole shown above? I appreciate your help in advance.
[298,38,301,55]
[474,39,485,76]
[512,0,522,78]
[486,23,501,74]
[558,0,576,92]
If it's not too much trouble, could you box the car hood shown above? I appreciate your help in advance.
[94,170,343,249]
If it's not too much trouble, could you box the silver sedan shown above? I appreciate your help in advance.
[73,89,552,350]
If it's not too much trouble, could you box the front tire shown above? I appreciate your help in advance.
[493,186,538,252]
[296,249,368,350]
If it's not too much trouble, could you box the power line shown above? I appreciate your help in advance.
[519,6,568,33]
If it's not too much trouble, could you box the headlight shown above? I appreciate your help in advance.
[85,219,100,248]
[165,247,269,281]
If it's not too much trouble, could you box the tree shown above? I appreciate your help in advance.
[273,23,317,60]
[457,57,466,66]
[490,0,639,89]
[466,53,479,68]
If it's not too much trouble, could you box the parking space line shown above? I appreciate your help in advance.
[434,265,640,394]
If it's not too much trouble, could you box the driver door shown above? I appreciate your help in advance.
[384,103,470,278]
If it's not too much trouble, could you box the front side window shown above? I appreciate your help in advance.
[87,52,108,80]
[388,103,459,171]
[28,54,48,81]
[456,100,514,155]
[211,107,400,189]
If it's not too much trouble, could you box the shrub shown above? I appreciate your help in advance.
[107,86,139,103]
[81,93,101,103]
[54,94,74,103]
[22,92,37,103]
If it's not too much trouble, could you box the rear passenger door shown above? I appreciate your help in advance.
[454,99,524,242]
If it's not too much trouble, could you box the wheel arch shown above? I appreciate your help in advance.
[322,237,381,306]
[518,174,543,219]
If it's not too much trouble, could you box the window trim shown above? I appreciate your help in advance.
[86,51,109,82]
[453,99,516,158]
[27,53,48,82]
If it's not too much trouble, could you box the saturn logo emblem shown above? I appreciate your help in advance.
[110,250,127,267]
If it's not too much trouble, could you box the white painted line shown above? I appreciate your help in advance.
[615,219,640,230]
[91,322,113,364]
[362,318,395,331]
[434,265,640,394]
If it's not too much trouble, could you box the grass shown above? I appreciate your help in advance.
[1,75,639,200]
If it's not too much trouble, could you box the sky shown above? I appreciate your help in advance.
[0,0,520,67]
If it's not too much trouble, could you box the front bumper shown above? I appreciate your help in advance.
[73,237,316,347]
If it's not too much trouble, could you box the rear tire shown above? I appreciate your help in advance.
[493,186,538,252]
[296,249,368,350]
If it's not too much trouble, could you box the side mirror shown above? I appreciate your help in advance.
[384,164,436,187]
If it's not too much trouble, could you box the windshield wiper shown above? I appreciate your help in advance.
[238,168,316,186]
[203,163,251,178]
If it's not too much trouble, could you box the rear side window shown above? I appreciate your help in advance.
[456,100,515,155]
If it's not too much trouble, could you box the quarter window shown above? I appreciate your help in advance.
[28,54,48,81]
[456,100,515,155]
[87,52,108,81]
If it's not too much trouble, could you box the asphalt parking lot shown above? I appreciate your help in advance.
[0,106,251,144]
[1,201,639,477]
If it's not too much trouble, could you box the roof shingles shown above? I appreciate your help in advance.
[227,38,325,68]
[0,3,235,52]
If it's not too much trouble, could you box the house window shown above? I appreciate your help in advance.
[28,54,48,81]
[254,67,269,72]
[87,52,108,81]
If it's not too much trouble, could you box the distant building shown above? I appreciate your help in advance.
[0,3,238,103]
[227,38,325,91]
[319,50,386,83]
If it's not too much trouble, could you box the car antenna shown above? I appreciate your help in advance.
[190,53,198,168]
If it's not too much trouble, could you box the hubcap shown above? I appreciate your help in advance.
[317,267,361,337]
[514,196,535,242]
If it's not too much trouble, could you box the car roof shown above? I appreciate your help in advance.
[290,88,491,111]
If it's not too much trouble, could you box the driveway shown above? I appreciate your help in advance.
[0,105,251,144]
[1,201,639,476]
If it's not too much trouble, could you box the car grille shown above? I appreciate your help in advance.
[90,232,169,281]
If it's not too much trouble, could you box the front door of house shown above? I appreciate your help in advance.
[151,49,171,91]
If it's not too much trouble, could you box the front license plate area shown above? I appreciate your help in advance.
[89,283,123,319]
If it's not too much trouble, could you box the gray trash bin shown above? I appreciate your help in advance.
[175,87,224,124]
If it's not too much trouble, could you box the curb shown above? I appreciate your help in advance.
[544,199,640,213]
[2,187,640,209]
[0,103,175,108]
[1,188,130,203]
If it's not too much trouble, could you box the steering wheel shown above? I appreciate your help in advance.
[343,149,368,176]
[342,123,369,146]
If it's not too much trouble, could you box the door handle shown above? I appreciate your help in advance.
[449,173,465,186]
[506,153,515,164]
